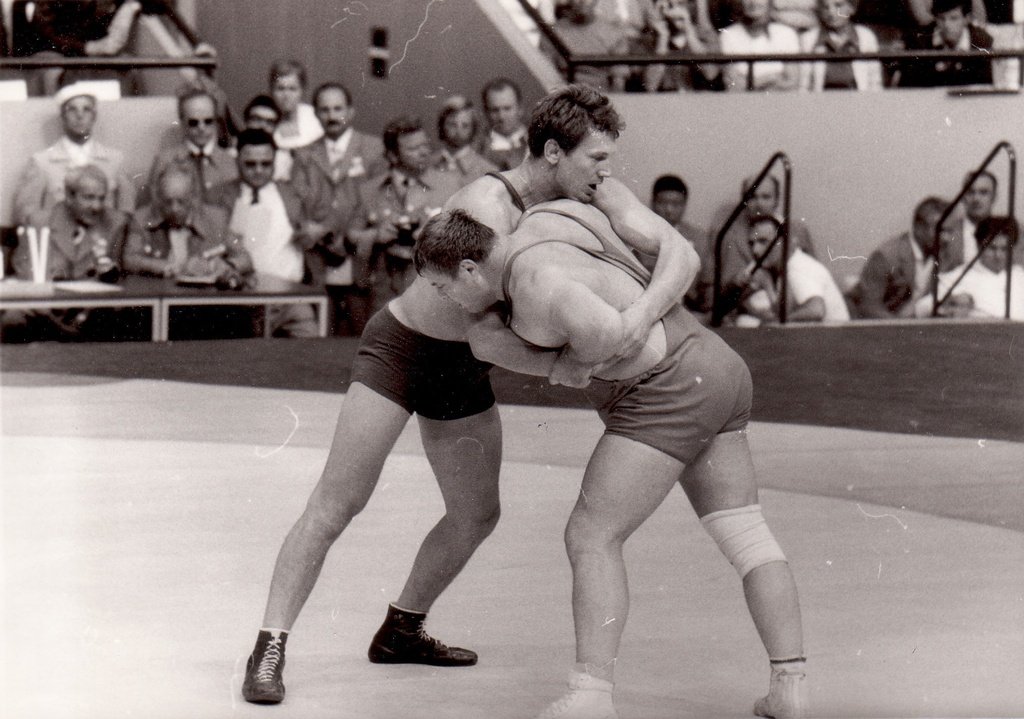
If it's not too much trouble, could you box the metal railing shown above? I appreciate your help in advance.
[711,152,792,327]
[931,141,1017,319]
[513,0,1024,90]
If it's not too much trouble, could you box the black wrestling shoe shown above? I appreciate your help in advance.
[367,604,477,666]
[242,629,288,704]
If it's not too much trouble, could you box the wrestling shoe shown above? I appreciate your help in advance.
[535,671,617,719]
[242,629,288,704]
[367,603,477,666]
[754,659,807,719]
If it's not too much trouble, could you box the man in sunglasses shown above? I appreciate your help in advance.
[142,88,238,206]
[209,128,331,337]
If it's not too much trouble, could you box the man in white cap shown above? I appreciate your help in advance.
[13,81,135,225]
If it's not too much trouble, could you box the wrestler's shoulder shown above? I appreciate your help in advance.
[445,176,517,229]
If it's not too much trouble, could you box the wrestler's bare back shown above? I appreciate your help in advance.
[389,175,525,341]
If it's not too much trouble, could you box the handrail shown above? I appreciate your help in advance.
[0,56,217,70]
[931,141,1017,319]
[711,152,792,327]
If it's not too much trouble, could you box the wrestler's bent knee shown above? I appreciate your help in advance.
[700,504,787,578]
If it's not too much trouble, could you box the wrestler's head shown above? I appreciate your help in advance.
[528,84,624,203]
[415,209,501,312]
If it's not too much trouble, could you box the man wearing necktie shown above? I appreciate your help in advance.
[142,88,238,207]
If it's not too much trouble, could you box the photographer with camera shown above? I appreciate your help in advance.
[347,115,461,319]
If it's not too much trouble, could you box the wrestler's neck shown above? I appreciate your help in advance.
[504,159,562,208]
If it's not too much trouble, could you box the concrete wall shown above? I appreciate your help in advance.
[609,89,1023,282]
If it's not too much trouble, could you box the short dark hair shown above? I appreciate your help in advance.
[652,174,688,198]
[976,216,1019,247]
[437,95,480,145]
[268,58,308,89]
[383,115,425,157]
[312,82,352,109]
[243,94,280,122]
[963,169,998,194]
[914,196,949,224]
[415,209,497,277]
[932,0,970,15]
[527,83,624,158]
[481,77,522,108]
[236,128,277,152]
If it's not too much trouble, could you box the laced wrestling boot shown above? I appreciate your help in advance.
[242,629,288,704]
[754,658,808,719]
[535,671,617,719]
[367,603,477,666]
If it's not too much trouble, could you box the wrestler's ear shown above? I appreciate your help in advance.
[542,139,563,166]
[458,258,479,276]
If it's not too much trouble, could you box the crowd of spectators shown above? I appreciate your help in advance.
[538,0,1021,91]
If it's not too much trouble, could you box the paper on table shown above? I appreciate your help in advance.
[55,280,124,293]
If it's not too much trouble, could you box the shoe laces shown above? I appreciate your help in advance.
[255,636,284,682]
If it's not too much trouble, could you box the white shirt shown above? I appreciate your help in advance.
[229,183,304,282]
[787,248,851,321]
[273,102,323,150]
[324,127,354,166]
[720,22,800,89]
[909,233,934,300]
[918,263,1024,320]
[488,127,527,152]
[61,137,95,167]
[961,217,980,263]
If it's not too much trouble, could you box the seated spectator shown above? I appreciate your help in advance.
[552,0,633,91]
[726,214,850,324]
[347,116,462,317]
[13,82,135,225]
[915,216,1023,319]
[641,0,722,92]
[292,82,386,336]
[269,58,323,151]
[125,167,252,286]
[433,95,498,187]
[241,93,299,183]
[10,0,141,95]
[208,129,330,338]
[848,196,964,318]
[959,170,1024,266]
[639,173,711,310]
[480,77,527,171]
[900,0,994,87]
[905,0,987,26]
[719,0,801,90]
[2,164,137,342]
[799,0,884,91]
[141,87,238,206]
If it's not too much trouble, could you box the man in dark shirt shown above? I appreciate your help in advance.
[900,0,994,87]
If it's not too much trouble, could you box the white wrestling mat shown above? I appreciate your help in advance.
[2,378,1022,719]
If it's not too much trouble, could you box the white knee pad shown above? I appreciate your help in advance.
[700,504,787,579]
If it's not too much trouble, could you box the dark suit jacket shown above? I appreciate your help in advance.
[141,144,239,207]
[207,179,330,286]
[849,232,919,318]
[124,203,253,277]
[900,24,994,87]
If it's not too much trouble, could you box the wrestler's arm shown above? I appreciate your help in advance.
[592,177,698,352]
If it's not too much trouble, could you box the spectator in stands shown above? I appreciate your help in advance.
[141,88,237,206]
[772,0,819,30]
[13,82,135,225]
[552,0,634,91]
[3,164,133,342]
[346,115,462,317]
[799,0,884,91]
[268,58,323,151]
[641,0,722,92]
[242,93,280,135]
[293,82,386,336]
[728,214,850,324]
[209,129,328,337]
[848,196,964,318]
[10,0,141,95]
[433,95,498,186]
[125,166,252,284]
[639,173,711,310]
[480,77,527,170]
[719,0,801,90]
[900,0,994,87]
[959,170,1023,266]
[915,216,1023,319]
[905,0,988,26]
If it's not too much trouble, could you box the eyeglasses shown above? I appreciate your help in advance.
[242,161,275,168]
[187,117,217,127]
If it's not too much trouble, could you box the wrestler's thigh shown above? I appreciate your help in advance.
[417,405,502,514]
[678,429,758,518]
[312,382,412,509]
[572,434,685,540]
